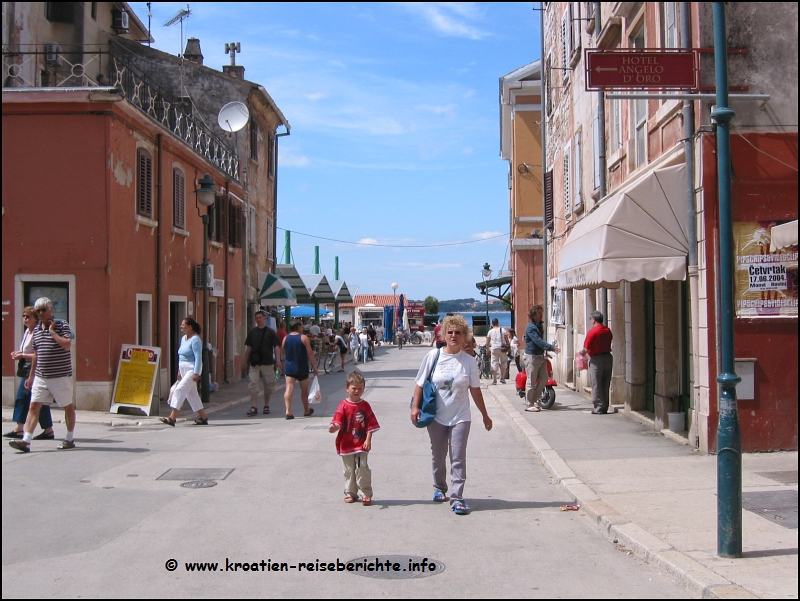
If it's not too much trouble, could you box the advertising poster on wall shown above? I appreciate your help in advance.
[734,221,798,318]
[551,289,566,325]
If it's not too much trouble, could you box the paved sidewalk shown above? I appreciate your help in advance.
[1,374,277,428]
[484,379,798,599]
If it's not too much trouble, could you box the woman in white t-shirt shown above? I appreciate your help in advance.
[411,314,493,516]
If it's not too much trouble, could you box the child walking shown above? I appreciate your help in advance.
[329,372,380,505]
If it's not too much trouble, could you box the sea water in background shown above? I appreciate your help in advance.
[437,312,512,328]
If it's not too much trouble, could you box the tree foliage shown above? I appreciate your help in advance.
[423,295,440,315]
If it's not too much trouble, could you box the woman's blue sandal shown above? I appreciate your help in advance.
[452,502,470,515]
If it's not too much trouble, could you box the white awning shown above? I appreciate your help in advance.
[770,220,798,252]
[557,163,689,289]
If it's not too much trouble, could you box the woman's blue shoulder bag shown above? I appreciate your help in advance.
[412,349,441,428]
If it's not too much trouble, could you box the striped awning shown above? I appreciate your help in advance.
[258,273,297,306]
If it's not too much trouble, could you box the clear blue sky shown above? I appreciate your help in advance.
[129,2,541,301]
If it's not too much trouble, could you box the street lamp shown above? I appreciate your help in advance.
[482,263,492,334]
[194,173,216,404]
[391,283,398,341]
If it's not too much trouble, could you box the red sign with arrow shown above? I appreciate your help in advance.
[585,49,697,90]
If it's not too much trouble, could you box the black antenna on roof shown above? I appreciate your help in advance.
[163,4,191,57]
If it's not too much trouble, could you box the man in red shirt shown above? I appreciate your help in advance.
[579,311,613,414]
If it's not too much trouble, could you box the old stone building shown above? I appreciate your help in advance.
[2,2,288,409]
[541,2,797,452]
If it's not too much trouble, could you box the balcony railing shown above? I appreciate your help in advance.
[2,47,239,180]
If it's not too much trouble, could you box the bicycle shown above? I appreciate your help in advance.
[476,345,492,379]
[322,342,338,374]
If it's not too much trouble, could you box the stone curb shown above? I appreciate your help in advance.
[484,385,758,600]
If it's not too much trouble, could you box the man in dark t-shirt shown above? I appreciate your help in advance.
[244,310,282,416]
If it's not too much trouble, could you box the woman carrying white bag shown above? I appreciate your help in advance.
[281,320,319,419]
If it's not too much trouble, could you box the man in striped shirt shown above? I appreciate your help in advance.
[9,297,76,453]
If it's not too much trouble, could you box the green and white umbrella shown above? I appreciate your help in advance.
[258,273,297,306]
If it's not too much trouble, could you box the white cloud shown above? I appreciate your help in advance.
[359,238,380,245]
[416,103,457,115]
[461,146,474,155]
[305,92,328,101]
[472,231,504,240]
[278,147,310,167]
[400,3,490,40]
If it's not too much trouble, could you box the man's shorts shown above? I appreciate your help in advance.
[31,376,74,407]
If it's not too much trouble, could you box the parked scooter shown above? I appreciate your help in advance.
[515,352,557,409]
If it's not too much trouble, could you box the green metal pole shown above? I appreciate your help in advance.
[314,246,319,274]
[334,257,340,328]
[711,1,742,559]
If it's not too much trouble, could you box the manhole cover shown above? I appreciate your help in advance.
[742,490,797,529]
[344,556,444,579]
[756,471,798,485]
[181,480,217,489]
[157,468,234,481]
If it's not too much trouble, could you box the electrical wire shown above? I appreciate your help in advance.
[276,227,508,248]
[731,127,798,172]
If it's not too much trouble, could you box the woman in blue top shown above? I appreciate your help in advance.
[160,317,209,426]
[281,320,318,419]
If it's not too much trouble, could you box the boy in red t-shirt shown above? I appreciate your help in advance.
[329,372,380,505]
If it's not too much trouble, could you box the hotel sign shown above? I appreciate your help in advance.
[585,50,697,90]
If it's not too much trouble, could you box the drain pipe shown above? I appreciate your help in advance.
[681,2,701,449]
[594,2,608,318]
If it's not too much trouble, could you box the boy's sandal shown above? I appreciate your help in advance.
[433,491,447,503]
[263,406,270,414]
[361,497,372,506]
[246,406,258,416]
[159,417,176,427]
[344,494,357,503]
[193,418,209,426]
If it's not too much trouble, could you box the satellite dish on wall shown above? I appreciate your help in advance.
[217,101,250,133]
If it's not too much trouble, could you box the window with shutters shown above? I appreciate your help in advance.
[266,215,274,260]
[592,106,602,191]
[249,119,259,161]
[229,202,244,248]
[632,26,647,167]
[569,2,582,59]
[249,206,258,253]
[172,168,186,230]
[544,170,554,231]
[661,3,678,49]
[136,149,153,218]
[561,13,570,83]
[46,2,75,23]
[545,54,553,116]
[268,134,276,179]
[563,146,572,219]
[573,131,583,212]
